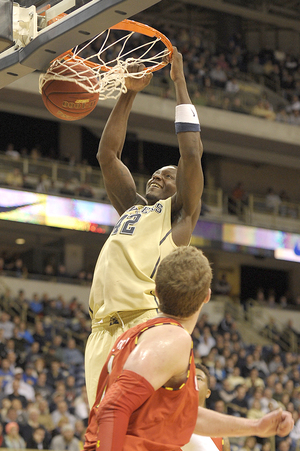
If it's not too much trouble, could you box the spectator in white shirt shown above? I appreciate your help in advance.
[51,401,76,428]
[0,313,14,340]
[260,387,279,413]
[197,327,216,357]
[265,188,281,212]
[4,368,35,402]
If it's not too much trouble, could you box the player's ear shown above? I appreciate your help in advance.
[206,389,211,399]
[204,288,211,304]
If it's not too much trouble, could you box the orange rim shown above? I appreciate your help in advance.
[53,19,173,73]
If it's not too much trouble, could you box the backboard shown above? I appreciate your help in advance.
[0,0,162,89]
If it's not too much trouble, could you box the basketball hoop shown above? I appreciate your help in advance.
[39,19,173,100]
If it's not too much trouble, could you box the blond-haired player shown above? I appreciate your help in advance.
[84,247,293,450]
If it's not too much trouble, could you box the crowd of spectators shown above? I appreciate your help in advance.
[0,288,90,450]
[0,283,299,450]
[87,15,300,126]
[149,22,300,125]
[1,144,113,206]
[0,252,93,286]
[192,311,300,451]
[3,164,96,202]
[253,288,300,312]
[5,18,300,128]
[227,182,298,219]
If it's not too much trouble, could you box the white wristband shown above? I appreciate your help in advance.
[175,104,199,123]
[175,104,201,133]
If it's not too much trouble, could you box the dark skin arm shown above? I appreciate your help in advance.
[169,48,204,245]
[97,48,204,247]
[97,65,152,216]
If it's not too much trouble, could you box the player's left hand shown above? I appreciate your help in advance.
[169,47,185,83]
[257,409,294,437]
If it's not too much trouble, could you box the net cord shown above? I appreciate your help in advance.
[39,28,171,100]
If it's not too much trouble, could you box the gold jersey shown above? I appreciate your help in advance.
[89,197,177,320]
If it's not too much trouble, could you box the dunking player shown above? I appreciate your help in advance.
[84,247,293,451]
[183,363,230,451]
[85,46,204,407]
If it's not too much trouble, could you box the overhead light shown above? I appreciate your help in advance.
[15,238,25,245]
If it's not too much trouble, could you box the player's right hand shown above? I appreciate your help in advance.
[125,62,153,92]
[257,409,294,437]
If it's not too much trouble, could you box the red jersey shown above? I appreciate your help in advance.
[211,437,223,451]
[85,317,198,451]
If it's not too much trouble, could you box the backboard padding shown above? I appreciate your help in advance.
[0,0,13,52]
[0,0,161,89]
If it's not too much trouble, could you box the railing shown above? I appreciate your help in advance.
[0,152,151,200]
[212,297,299,353]
[244,299,299,353]
[247,194,300,233]
[2,151,300,234]
[202,187,223,210]
[0,278,28,322]
[144,76,288,116]
[249,194,300,220]
[0,269,92,286]
[258,323,298,354]
[0,152,104,191]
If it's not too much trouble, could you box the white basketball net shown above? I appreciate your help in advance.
[39,27,171,100]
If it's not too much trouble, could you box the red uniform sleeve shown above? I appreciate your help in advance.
[96,369,155,451]
[211,437,223,451]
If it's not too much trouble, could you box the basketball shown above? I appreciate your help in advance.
[41,61,100,121]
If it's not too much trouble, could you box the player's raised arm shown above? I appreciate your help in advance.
[97,65,152,215]
[170,48,204,245]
